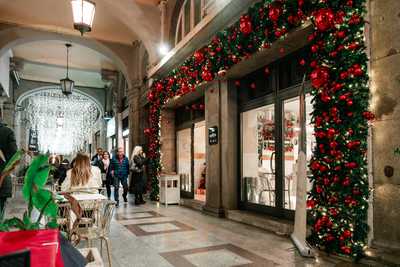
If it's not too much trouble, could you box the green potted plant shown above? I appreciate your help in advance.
[0,151,58,230]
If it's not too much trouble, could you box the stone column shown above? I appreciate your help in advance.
[160,108,176,174]
[203,81,224,217]
[159,0,168,44]
[128,80,142,154]
[369,0,400,249]
[220,80,238,210]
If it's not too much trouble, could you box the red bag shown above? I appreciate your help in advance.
[0,229,64,267]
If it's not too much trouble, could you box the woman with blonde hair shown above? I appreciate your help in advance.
[61,153,102,193]
[130,146,147,205]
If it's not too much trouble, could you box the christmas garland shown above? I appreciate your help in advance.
[146,0,372,259]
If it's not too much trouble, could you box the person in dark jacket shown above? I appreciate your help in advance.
[91,147,103,168]
[0,121,17,216]
[130,146,148,205]
[98,151,112,199]
[111,147,129,206]
[55,159,70,187]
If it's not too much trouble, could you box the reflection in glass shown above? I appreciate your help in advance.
[241,104,276,206]
[283,95,314,210]
[177,128,192,193]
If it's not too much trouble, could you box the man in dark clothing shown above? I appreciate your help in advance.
[0,121,17,216]
[111,147,129,207]
[91,147,103,168]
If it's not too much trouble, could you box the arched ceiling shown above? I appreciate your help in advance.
[0,0,161,56]
[12,40,117,88]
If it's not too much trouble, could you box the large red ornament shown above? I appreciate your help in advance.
[313,8,335,32]
[268,5,282,22]
[239,15,252,35]
[193,50,205,63]
[201,69,213,82]
[310,67,330,88]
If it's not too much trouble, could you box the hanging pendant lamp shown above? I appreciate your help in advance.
[71,0,96,35]
[60,43,74,95]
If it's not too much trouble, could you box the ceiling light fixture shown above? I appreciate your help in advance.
[71,0,96,36]
[158,43,170,56]
[60,43,74,95]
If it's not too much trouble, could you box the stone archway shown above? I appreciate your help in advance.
[15,86,104,155]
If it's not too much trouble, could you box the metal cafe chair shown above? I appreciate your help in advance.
[74,200,116,267]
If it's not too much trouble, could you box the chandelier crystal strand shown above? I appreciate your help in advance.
[24,88,99,155]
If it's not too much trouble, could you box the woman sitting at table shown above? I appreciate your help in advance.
[61,153,102,194]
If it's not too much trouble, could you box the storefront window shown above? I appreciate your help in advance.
[241,103,276,207]
[194,121,206,202]
[177,128,192,194]
[282,95,314,210]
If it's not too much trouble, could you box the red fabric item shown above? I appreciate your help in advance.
[0,229,64,267]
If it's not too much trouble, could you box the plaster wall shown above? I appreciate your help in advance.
[369,0,400,249]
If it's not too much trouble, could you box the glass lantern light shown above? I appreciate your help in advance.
[71,0,96,35]
[60,44,74,95]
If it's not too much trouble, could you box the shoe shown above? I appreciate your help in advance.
[140,200,146,204]
[123,196,128,203]
[116,201,119,207]
[135,199,140,205]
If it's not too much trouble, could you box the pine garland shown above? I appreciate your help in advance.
[145,0,371,258]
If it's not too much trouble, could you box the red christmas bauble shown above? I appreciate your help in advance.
[313,8,335,32]
[299,59,306,66]
[342,177,351,186]
[340,71,349,80]
[268,5,282,22]
[329,208,338,216]
[311,44,319,53]
[239,15,252,35]
[201,69,214,82]
[155,82,164,92]
[250,82,257,90]
[147,91,155,102]
[363,111,375,120]
[264,67,270,76]
[310,67,330,88]
[336,30,346,39]
[307,199,316,209]
[235,80,241,87]
[327,128,336,138]
[194,50,205,63]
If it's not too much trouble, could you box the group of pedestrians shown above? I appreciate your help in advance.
[91,146,148,207]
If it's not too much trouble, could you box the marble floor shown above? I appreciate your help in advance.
[4,192,373,267]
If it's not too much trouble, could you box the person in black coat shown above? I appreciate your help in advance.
[56,159,70,186]
[0,121,17,216]
[98,151,113,199]
[130,146,147,205]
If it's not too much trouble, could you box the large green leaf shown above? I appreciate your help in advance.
[32,189,57,218]
[23,155,49,201]
[1,150,23,175]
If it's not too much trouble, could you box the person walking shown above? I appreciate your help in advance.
[98,151,112,199]
[130,146,147,205]
[0,121,17,217]
[111,147,129,207]
[91,147,103,168]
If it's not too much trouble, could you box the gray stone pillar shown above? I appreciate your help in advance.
[160,108,176,174]
[203,81,224,217]
[369,0,400,249]
[128,81,142,155]
[220,80,238,210]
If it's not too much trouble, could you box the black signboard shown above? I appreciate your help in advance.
[28,129,38,152]
[208,126,218,145]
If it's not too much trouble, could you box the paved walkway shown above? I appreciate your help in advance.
[4,192,370,267]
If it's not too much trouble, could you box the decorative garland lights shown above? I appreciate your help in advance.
[145,0,373,259]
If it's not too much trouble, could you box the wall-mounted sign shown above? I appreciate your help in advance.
[28,128,38,152]
[106,117,115,137]
[208,126,218,145]
[394,147,400,156]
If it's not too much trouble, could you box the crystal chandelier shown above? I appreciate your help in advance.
[23,88,99,155]
[60,43,74,95]
[71,0,96,35]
